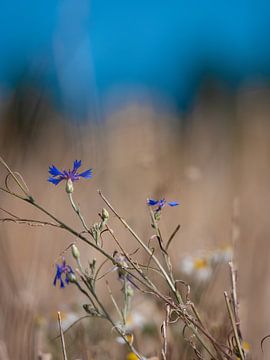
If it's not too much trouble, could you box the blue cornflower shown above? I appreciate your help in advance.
[147,198,179,212]
[53,258,75,288]
[48,160,92,186]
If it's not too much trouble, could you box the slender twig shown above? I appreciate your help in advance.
[0,156,31,198]
[0,217,60,228]
[68,193,91,233]
[224,292,245,360]
[57,312,68,360]
[105,224,158,291]
[229,261,242,341]
[99,192,231,359]
[98,190,177,293]
[94,259,113,281]
[161,304,170,360]
[0,207,20,218]
[166,224,181,251]
[148,207,176,288]
[106,281,125,323]
[53,315,92,340]
[87,283,144,360]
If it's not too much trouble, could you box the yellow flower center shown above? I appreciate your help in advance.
[126,314,133,325]
[194,258,208,269]
[126,352,139,360]
[124,333,134,345]
[242,340,250,352]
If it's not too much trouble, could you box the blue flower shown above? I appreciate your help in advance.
[147,198,179,212]
[48,160,92,186]
[53,259,75,288]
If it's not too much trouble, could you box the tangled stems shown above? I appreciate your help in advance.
[97,191,233,359]
[96,192,233,359]
[0,157,240,359]
[98,190,179,296]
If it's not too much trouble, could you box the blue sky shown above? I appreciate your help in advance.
[0,0,270,116]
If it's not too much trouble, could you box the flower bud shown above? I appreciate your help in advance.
[101,208,109,221]
[65,178,74,194]
[67,272,77,283]
[71,244,80,260]
[83,304,101,316]
[126,284,134,297]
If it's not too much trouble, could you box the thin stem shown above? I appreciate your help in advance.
[106,281,125,323]
[166,224,181,251]
[98,190,177,293]
[98,191,230,359]
[68,193,91,233]
[90,285,144,360]
[0,217,60,228]
[224,291,245,360]
[149,207,175,287]
[57,312,68,360]
[229,261,242,340]
[75,279,100,312]
[0,156,31,199]
[105,224,158,291]
[25,199,116,263]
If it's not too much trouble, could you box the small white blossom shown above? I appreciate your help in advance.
[180,254,212,282]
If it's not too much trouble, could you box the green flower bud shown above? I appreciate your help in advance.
[83,304,102,317]
[126,284,134,297]
[67,272,77,283]
[65,178,74,194]
[71,244,80,260]
[101,208,109,221]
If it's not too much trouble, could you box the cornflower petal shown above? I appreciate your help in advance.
[72,160,82,172]
[48,177,64,185]
[168,201,179,207]
[79,169,92,179]
[53,259,74,289]
[48,160,92,187]
[53,265,62,286]
[147,197,179,213]
[159,199,166,208]
[53,273,59,287]
[49,165,64,177]
[147,199,159,206]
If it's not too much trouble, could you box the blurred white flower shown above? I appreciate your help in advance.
[125,311,145,331]
[210,245,233,265]
[116,336,126,344]
[193,258,212,281]
[115,310,146,345]
[221,245,233,262]
[180,255,212,282]
[116,333,133,345]
[180,256,195,275]
[60,311,80,331]
[50,309,80,332]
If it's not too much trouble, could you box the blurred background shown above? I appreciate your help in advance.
[1,1,270,359]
